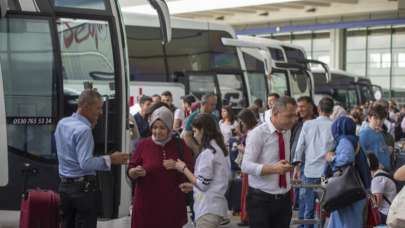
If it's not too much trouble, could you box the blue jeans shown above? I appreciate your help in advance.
[299,175,321,228]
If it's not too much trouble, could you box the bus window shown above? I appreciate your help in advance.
[269,71,289,96]
[126,26,166,82]
[54,0,106,10]
[217,74,246,109]
[188,75,217,99]
[0,63,8,186]
[58,19,115,114]
[290,71,311,98]
[0,18,57,160]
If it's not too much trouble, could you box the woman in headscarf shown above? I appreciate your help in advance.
[325,116,370,228]
[127,106,194,228]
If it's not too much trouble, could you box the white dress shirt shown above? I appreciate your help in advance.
[241,117,291,194]
[293,116,335,178]
[263,109,272,123]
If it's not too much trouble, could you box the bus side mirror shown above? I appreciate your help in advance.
[148,0,172,44]
[0,0,8,17]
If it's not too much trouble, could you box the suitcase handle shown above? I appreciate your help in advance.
[21,163,39,200]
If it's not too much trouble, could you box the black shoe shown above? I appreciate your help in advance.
[237,221,249,226]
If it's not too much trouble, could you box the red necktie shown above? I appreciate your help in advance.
[276,130,287,188]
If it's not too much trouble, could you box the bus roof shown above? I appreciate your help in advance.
[122,12,236,37]
[237,35,306,53]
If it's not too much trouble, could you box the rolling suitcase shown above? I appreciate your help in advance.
[19,163,60,228]
[20,190,60,228]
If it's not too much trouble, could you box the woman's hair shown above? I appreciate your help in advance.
[350,106,364,125]
[367,153,380,172]
[222,105,235,123]
[238,109,258,132]
[192,114,228,156]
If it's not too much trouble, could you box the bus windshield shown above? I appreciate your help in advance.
[242,52,268,104]
[126,26,240,81]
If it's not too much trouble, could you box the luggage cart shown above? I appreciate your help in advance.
[291,180,327,228]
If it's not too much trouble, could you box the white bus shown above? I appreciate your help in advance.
[123,13,258,112]
[0,0,170,219]
[226,35,330,100]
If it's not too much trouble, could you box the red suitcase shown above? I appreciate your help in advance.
[20,190,60,228]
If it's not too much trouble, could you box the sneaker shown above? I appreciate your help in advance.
[220,217,231,226]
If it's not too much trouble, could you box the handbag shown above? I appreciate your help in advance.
[321,164,366,212]
[366,194,381,228]
[386,187,405,228]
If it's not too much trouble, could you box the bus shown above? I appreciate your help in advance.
[223,35,330,101]
[312,69,383,109]
[0,0,170,219]
[123,12,254,113]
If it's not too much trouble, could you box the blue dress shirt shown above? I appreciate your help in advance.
[294,116,335,178]
[55,113,110,177]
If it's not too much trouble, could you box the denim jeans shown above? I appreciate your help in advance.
[298,175,321,228]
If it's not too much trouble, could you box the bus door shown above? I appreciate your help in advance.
[0,63,8,187]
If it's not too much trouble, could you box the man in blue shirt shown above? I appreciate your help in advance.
[360,105,391,171]
[293,96,335,228]
[55,89,128,228]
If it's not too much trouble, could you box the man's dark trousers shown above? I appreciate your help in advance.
[247,187,292,228]
[59,178,99,228]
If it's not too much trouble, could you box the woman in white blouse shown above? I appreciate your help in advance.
[219,105,238,148]
[175,113,231,228]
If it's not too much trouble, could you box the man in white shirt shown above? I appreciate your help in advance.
[242,96,297,228]
[261,93,280,123]
[293,96,335,228]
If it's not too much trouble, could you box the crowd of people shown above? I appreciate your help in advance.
[56,89,405,228]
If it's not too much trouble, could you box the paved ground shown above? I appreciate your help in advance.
[0,210,305,228]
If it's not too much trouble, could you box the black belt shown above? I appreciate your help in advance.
[248,187,290,200]
[60,175,96,183]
